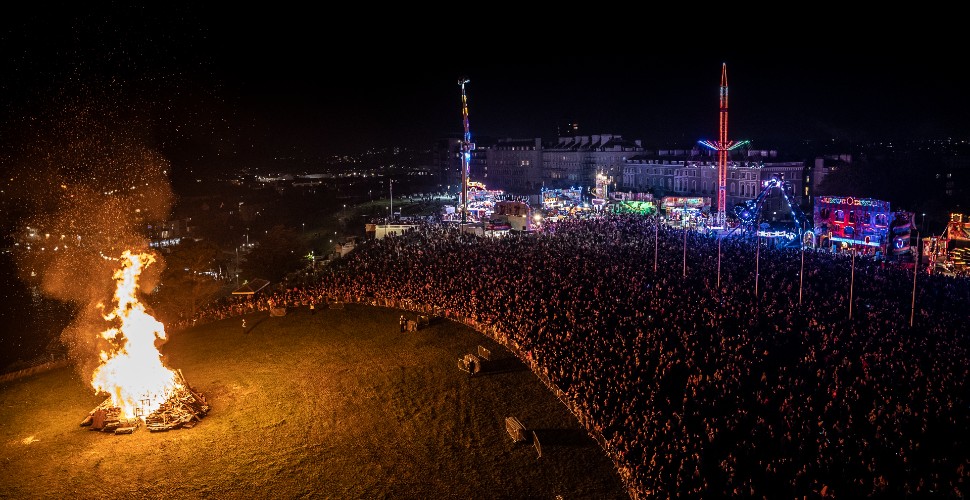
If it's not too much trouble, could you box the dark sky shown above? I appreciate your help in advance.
[2,6,967,162]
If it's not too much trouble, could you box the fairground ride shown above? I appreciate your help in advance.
[458,78,475,224]
[733,176,811,248]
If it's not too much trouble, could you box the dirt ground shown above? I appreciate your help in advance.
[0,304,626,499]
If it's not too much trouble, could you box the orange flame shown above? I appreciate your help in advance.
[91,250,181,420]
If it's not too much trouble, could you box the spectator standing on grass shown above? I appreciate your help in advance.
[310,302,315,315]
[399,314,406,332]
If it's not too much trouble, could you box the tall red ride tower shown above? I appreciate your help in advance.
[699,63,749,228]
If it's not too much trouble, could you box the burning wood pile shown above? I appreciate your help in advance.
[80,398,141,434]
[80,370,209,434]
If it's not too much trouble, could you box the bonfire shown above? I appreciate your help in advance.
[79,251,208,434]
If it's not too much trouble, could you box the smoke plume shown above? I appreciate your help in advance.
[11,101,173,380]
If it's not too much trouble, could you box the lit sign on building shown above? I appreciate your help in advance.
[662,197,709,209]
[757,230,796,240]
[816,196,889,209]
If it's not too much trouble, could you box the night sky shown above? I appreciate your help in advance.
[2,6,968,164]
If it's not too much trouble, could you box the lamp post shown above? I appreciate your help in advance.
[799,230,805,306]
[682,199,688,278]
[849,247,857,320]
[754,233,760,300]
[717,232,722,290]
[389,180,394,223]
[911,228,921,327]
[682,216,688,278]
[235,246,239,287]
[654,222,659,273]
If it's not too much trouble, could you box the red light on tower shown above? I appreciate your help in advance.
[697,64,749,228]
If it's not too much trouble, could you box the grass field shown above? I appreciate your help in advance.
[0,304,626,499]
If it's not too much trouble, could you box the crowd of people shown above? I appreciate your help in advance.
[185,215,969,498]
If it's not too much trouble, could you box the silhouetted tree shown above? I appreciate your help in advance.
[242,225,307,282]
[153,239,224,324]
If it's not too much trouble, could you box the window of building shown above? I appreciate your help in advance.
[875,214,888,225]
[835,210,845,222]
[849,211,857,223]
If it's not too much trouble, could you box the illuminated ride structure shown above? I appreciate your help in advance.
[929,213,970,276]
[698,63,750,229]
[734,176,811,248]
[813,196,911,258]
[458,78,475,224]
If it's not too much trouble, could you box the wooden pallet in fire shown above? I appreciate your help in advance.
[79,370,209,435]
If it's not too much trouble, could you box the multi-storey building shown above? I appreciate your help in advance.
[541,135,643,190]
[432,137,461,188]
[623,149,764,209]
[486,138,542,193]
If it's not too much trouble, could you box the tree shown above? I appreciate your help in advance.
[242,225,308,283]
[152,239,224,324]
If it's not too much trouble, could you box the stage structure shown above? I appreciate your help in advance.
[698,63,750,228]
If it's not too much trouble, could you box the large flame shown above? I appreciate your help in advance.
[91,251,180,420]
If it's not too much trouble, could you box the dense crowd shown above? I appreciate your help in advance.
[187,215,969,498]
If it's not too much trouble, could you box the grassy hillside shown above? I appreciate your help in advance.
[0,304,625,499]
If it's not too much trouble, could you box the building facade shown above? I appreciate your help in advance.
[485,138,542,193]
[541,134,643,190]
[622,149,765,210]
[443,134,642,194]
[432,137,461,188]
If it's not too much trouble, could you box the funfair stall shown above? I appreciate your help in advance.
[929,213,970,276]
[491,200,533,231]
[662,197,710,227]
[814,196,904,256]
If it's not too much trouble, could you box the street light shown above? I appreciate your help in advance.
[682,214,688,278]
[799,227,805,306]
[849,247,857,320]
[717,232,722,290]
[754,233,760,300]
[911,226,921,327]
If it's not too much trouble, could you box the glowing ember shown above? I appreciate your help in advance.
[91,251,181,420]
